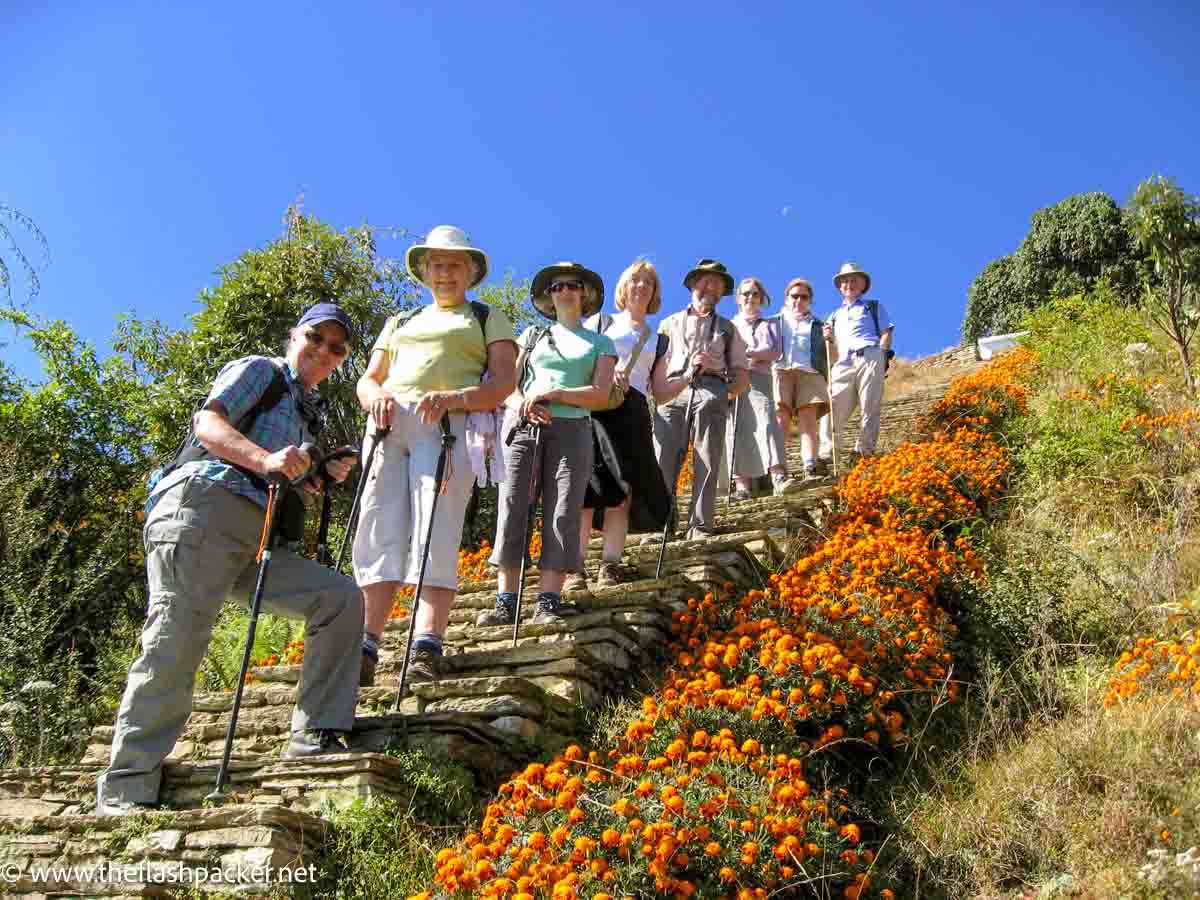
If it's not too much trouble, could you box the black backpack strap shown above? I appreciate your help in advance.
[517,325,551,394]
[867,300,881,338]
[469,300,491,377]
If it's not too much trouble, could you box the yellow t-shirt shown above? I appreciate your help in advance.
[373,302,516,401]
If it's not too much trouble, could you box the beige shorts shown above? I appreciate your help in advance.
[776,368,829,413]
[352,412,473,591]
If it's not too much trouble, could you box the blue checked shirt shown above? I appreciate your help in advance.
[149,356,317,511]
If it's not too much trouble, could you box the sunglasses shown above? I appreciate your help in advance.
[549,280,585,294]
[788,292,812,300]
[739,289,762,297]
[303,329,349,358]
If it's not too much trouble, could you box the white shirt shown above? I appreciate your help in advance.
[584,310,655,397]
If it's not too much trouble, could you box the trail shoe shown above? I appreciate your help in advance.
[530,592,578,626]
[685,527,715,542]
[475,593,517,627]
[640,530,674,545]
[771,473,801,495]
[596,561,639,587]
[803,463,820,481]
[563,572,589,593]
[95,786,157,818]
[732,488,753,503]
[284,729,351,759]
[814,456,833,475]
[405,648,443,685]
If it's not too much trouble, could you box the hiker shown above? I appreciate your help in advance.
[96,303,364,817]
[649,259,749,541]
[727,276,796,501]
[575,259,689,588]
[773,276,829,480]
[478,262,617,627]
[353,226,517,687]
[822,262,895,462]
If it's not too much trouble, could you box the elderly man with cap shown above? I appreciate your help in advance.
[650,259,750,540]
[822,262,895,463]
[97,303,365,816]
[354,225,517,687]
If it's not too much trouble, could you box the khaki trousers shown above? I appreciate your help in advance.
[828,346,887,456]
[654,375,728,533]
[98,475,363,805]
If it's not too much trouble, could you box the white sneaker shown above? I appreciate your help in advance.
[772,474,800,495]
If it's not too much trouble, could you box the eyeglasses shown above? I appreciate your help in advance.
[549,280,585,294]
[739,289,762,298]
[788,292,812,301]
[303,329,348,358]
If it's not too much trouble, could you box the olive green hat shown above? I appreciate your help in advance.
[682,258,735,297]
[833,261,871,293]
[530,261,605,320]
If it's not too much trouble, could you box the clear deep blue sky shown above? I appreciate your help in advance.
[5,2,1199,379]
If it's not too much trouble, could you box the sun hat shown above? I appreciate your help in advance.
[682,258,735,297]
[832,262,871,293]
[530,261,605,320]
[406,225,489,289]
[296,302,354,342]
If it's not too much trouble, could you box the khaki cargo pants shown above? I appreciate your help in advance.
[97,475,363,806]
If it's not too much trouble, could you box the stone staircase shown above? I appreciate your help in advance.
[0,369,973,896]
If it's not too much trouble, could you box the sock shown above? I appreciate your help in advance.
[411,632,443,657]
[362,631,380,662]
[496,591,518,612]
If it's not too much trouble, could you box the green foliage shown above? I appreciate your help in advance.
[962,192,1144,342]
[197,603,302,693]
[313,755,478,899]
[1129,174,1200,394]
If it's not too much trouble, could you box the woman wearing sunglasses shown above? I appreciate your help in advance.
[352,226,517,688]
[727,276,794,501]
[479,262,617,628]
[574,258,689,588]
[773,277,829,480]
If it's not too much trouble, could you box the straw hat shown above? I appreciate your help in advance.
[683,258,735,297]
[406,225,489,289]
[832,261,871,293]
[530,261,605,320]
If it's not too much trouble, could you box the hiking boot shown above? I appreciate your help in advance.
[563,572,589,593]
[731,488,753,503]
[404,649,443,685]
[640,531,672,545]
[685,527,715,542]
[530,593,578,626]
[359,650,377,688]
[803,463,820,481]
[814,456,832,475]
[475,596,517,627]
[284,729,351,759]
[95,786,157,818]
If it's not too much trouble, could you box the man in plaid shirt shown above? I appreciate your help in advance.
[97,303,364,817]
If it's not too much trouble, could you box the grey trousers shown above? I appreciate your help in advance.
[654,375,729,533]
[98,475,363,805]
[490,415,593,572]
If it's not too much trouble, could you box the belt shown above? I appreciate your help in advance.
[848,346,878,358]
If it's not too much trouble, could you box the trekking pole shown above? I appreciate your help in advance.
[727,393,740,502]
[208,477,289,801]
[312,446,360,567]
[392,414,457,712]
[335,425,391,572]
[511,423,543,648]
[824,333,838,478]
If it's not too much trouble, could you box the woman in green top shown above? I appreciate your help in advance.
[479,262,617,627]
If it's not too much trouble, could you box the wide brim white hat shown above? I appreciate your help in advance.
[833,261,871,293]
[406,225,489,289]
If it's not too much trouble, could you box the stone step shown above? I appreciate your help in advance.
[0,804,325,896]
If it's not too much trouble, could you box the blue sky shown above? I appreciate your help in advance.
[4,1,1199,379]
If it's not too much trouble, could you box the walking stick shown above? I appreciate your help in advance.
[511,424,543,648]
[392,414,456,712]
[824,333,838,478]
[208,478,288,801]
[334,425,390,572]
[727,393,740,502]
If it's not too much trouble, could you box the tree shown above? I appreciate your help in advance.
[961,192,1144,343]
[0,204,49,308]
[1129,175,1200,395]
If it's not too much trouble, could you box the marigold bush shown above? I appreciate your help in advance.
[426,352,1030,899]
